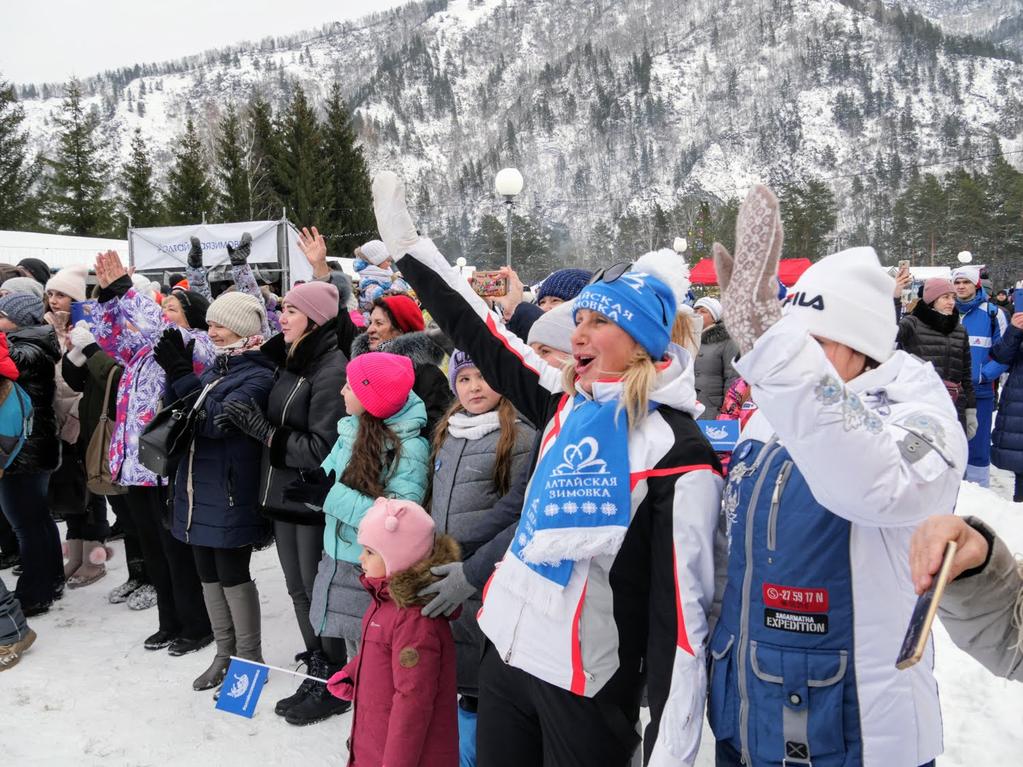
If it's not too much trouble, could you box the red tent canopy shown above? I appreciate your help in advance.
[689,257,813,287]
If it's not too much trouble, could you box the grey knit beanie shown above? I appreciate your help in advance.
[0,292,45,327]
[0,277,45,299]
[206,292,266,338]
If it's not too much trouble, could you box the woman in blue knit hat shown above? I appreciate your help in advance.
[371,171,722,767]
[535,267,592,311]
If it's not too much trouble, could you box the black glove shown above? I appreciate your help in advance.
[152,328,195,381]
[226,232,252,267]
[212,412,239,433]
[187,236,203,269]
[222,397,275,445]
[282,468,335,509]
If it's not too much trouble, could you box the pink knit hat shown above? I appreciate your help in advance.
[283,281,339,327]
[347,352,415,418]
[923,278,955,306]
[358,497,435,576]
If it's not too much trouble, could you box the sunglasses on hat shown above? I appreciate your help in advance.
[586,261,668,326]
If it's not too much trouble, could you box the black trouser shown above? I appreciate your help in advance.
[321,635,348,667]
[125,485,210,639]
[192,545,252,587]
[0,472,62,606]
[477,643,641,767]
[108,493,147,582]
[274,519,325,653]
[0,512,17,557]
[65,493,111,541]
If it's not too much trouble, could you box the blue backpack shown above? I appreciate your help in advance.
[0,378,33,474]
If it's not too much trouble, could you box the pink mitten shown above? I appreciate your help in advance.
[326,670,355,701]
[713,184,784,354]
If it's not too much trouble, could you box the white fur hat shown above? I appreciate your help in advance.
[632,249,691,311]
[783,247,896,363]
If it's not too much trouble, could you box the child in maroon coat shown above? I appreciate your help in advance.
[327,498,459,767]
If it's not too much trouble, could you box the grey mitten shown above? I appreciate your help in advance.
[418,561,476,618]
[965,408,978,440]
[187,236,203,268]
[713,184,785,354]
[227,232,252,266]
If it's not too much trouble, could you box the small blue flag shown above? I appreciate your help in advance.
[697,419,740,451]
[215,658,267,718]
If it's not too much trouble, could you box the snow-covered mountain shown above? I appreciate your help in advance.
[14,0,1023,255]
[892,0,1023,47]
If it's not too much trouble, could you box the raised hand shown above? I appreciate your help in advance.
[494,266,525,317]
[94,250,128,289]
[187,237,204,269]
[297,227,329,279]
[713,184,784,354]
[371,171,420,260]
[226,232,252,267]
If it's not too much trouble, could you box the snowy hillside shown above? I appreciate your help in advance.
[13,0,1023,250]
[4,472,1023,764]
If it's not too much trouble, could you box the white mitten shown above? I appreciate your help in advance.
[713,184,784,354]
[69,320,96,350]
[371,171,421,260]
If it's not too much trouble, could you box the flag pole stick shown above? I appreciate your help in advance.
[229,656,328,683]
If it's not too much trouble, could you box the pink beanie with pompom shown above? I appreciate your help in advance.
[357,498,435,576]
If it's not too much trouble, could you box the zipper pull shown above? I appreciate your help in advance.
[771,472,784,508]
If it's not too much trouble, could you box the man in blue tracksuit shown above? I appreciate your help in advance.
[952,265,1008,487]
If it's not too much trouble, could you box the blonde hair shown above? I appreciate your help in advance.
[561,348,659,428]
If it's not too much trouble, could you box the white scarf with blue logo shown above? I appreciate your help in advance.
[510,393,634,587]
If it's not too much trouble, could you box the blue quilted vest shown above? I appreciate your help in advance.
[709,438,863,767]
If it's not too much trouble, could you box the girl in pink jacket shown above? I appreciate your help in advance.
[327,498,459,767]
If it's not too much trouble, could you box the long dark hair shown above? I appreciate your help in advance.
[341,411,402,499]
[431,396,519,497]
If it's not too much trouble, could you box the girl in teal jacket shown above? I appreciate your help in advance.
[289,352,429,676]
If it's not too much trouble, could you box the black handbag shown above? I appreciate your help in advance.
[138,380,219,477]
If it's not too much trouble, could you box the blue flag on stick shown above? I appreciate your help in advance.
[215,658,267,718]
[696,419,740,451]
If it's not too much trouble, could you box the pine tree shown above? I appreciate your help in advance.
[321,82,374,254]
[43,79,115,235]
[119,129,161,228]
[246,96,280,219]
[0,79,39,230]
[164,117,214,225]
[214,103,251,221]
[275,87,330,227]
[779,178,837,261]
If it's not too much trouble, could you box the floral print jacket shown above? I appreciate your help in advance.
[91,287,216,487]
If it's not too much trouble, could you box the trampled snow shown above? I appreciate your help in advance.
[3,473,1023,764]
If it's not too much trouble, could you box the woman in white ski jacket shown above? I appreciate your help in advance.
[708,186,967,767]
[371,172,722,767]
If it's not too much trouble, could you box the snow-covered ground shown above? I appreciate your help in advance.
[4,473,1023,765]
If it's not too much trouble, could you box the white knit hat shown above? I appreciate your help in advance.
[783,247,896,363]
[694,296,723,322]
[206,291,266,338]
[632,248,691,311]
[45,264,88,302]
[359,240,391,266]
[951,266,981,286]
[527,300,575,353]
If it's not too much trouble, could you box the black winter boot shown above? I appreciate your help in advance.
[275,650,317,716]
[283,651,351,726]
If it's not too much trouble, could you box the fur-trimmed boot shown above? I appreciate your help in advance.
[194,582,236,691]
[67,542,113,588]
[62,539,83,580]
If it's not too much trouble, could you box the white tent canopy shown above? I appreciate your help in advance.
[0,230,127,270]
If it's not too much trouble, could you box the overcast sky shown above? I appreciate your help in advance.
[1,0,410,85]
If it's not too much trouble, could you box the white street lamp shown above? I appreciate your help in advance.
[495,168,524,268]
[456,256,467,278]
[673,237,688,254]
[957,251,973,264]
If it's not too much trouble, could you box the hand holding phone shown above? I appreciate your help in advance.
[470,270,508,298]
[896,540,957,670]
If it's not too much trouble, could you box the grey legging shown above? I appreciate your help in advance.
[274,519,326,653]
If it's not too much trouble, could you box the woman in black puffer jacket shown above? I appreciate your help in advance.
[896,277,975,433]
[0,293,63,615]
[235,279,349,725]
